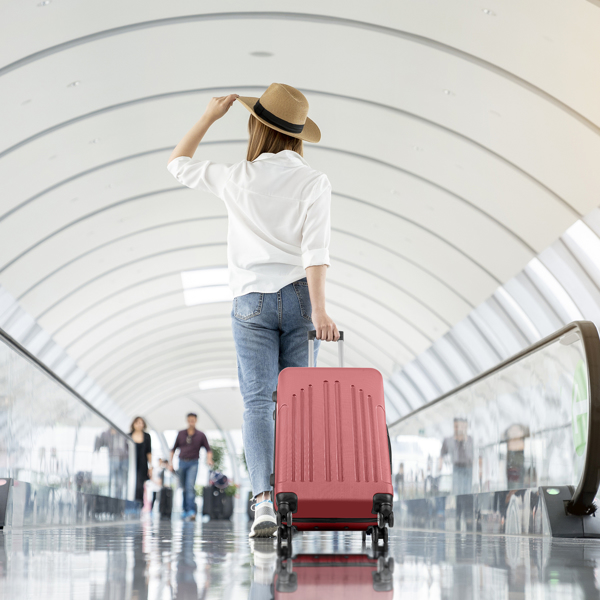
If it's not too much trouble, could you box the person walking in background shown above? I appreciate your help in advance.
[439,417,473,495]
[169,413,213,521]
[167,83,339,538]
[504,423,531,489]
[130,417,152,504]
[149,459,169,512]
[395,463,404,499]
[94,426,129,499]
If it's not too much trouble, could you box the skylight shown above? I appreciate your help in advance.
[181,268,232,306]
[199,378,240,391]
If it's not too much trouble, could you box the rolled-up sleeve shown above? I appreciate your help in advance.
[301,176,331,269]
[167,155,234,198]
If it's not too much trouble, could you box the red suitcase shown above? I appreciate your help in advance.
[272,331,394,551]
[274,553,394,598]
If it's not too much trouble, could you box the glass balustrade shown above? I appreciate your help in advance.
[0,329,136,526]
[388,322,600,510]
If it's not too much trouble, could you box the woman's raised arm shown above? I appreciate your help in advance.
[168,94,239,165]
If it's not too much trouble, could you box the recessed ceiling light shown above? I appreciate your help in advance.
[250,51,274,57]
[68,81,81,87]
[89,138,100,144]
[443,89,454,96]
[38,0,51,5]
[482,8,496,15]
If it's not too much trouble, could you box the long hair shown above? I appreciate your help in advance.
[130,416,147,434]
[246,114,303,162]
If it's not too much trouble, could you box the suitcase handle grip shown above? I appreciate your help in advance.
[307,330,344,368]
[307,330,344,341]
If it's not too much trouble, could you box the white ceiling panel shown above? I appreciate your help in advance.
[2,1,599,429]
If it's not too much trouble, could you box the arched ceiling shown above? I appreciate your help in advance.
[1,1,600,431]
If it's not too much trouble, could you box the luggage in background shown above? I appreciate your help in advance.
[159,487,173,518]
[272,331,393,553]
[202,485,234,520]
[202,472,234,521]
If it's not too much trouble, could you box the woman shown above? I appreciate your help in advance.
[167,83,340,538]
[130,416,152,504]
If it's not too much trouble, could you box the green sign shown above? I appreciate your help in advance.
[572,360,589,457]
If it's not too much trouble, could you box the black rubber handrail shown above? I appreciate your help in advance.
[0,326,132,442]
[388,321,600,513]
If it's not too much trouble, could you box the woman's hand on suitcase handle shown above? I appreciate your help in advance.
[312,308,340,341]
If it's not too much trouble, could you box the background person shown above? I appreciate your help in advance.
[439,417,473,495]
[130,417,152,504]
[169,413,213,521]
[504,423,531,489]
[149,459,169,512]
[167,83,339,538]
[395,463,405,498]
[94,426,129,499]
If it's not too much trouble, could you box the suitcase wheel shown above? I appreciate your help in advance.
[276,524,293,558]
[371,526,379,547]
[371,520,389,552]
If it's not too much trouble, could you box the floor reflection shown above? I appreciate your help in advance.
[273,553,394,596]
[1,515,600,599]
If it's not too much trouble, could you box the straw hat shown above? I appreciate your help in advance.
[237,83,321,143]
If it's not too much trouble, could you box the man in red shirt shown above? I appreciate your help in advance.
[169,413,213,520]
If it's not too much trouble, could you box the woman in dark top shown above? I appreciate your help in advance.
[130,416,152,503]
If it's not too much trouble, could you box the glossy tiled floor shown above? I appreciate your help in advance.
[2,513,600,599]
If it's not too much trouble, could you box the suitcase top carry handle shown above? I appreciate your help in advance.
[307,330,344,368]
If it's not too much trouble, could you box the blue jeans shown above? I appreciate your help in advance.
[232,277,321,498]
[178,459,199,513]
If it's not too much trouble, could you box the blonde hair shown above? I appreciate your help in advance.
[246,114,303,162]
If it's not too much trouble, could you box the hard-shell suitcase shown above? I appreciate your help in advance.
[202,485,234,520]
[272,331,394,552]
[159,487,173,519]
[274,553,394,598]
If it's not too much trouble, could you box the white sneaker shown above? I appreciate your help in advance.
[249,500,278,538]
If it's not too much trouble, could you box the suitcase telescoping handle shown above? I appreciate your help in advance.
[307,330,344,368]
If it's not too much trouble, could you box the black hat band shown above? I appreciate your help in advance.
[253,99,305,134]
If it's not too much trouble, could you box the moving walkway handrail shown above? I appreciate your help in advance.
[0,327,132,442]
[388,321,600,514]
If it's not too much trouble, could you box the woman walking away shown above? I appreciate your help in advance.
[167,83,340,538]
[130,416,152,504]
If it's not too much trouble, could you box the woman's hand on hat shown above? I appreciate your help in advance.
[204,94,240,122]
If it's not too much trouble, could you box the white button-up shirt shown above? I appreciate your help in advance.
[167,149,331,298]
